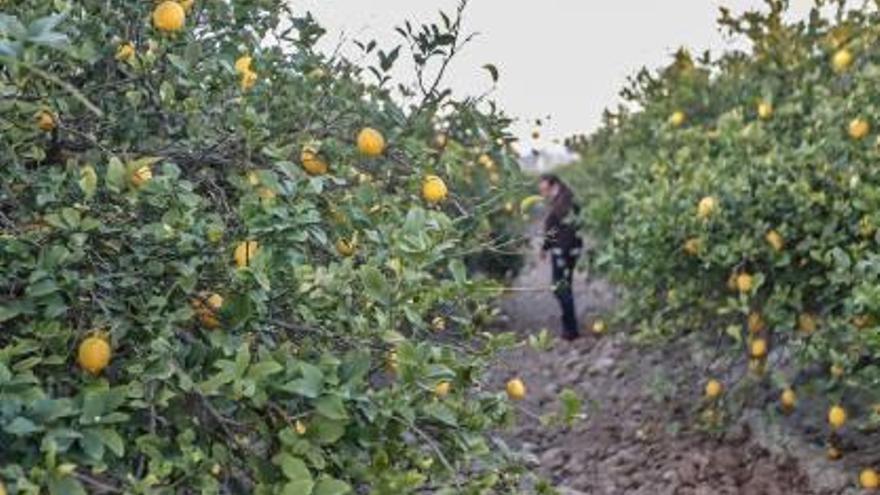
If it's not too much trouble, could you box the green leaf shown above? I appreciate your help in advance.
[105,157,126,192]
[277,453,312,481]
[96,428,125,457]
[359,266,391,305]
[309,417,346,445]
[314,395,348,421]
[48,475,87,495]
[282,363,324,399]
[313,477,352,495]
[78,165,97,199]
[4,416,40,436]
[282,480,315,495]
[246,360,283,382]
[422,402,457,427]
[0,304,21,323]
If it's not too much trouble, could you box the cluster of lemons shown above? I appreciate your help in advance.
[673,46,880,490]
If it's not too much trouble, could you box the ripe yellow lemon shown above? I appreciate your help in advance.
[828,405,847,429]
[435,381,451,398]
[131,166,153,188]
[757,101,773,120]
[683,238,701,255]
[336,239,356,257]
[422,175,448,204]
[357,127,386,157]
[240,70,257,91]
[669,111,686,127]
[592,320,607,334]
[78,336,112,375]
[781,388,796,411]
[36,111,56,132]
[705,379,723,399]
[736,273,754,294]
[748,312,765,333]
[234,240,259,268]
[750,338,768,359]
[849,118,870,140]
[116,42,135,62]
[697,196,717,219]
[506,378,526,401]
[765,230,784,252]
[300,146,328,176]
[234,55,252,74]
[153,1,186,32]
[832,48,853,73]
[861,469,879,490]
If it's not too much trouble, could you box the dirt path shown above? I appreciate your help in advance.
[489,230,856,495]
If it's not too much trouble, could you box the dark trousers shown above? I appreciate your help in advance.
[551,254,578,338]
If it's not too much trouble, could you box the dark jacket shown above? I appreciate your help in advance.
[542,188,583,254]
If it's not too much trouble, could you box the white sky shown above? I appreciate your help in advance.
[296,1,816,150]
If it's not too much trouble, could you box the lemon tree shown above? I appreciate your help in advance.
[0,1,538,493]
[566,0,880,480]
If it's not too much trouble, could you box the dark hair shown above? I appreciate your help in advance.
[539,173,561,185]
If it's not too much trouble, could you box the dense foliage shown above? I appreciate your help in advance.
[566,0,880,463]
[0,1,541,493]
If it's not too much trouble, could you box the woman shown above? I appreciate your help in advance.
[539,174,583,341]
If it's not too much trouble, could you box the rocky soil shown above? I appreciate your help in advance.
[488,232,863,494]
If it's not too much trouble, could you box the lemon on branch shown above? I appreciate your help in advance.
[300,146,328,176]
[78,335,111,375]
[153,1,186,32]
[357,127,386,157]
[234,240,259,268]
[36,111,55,132]
[422,175,448,204]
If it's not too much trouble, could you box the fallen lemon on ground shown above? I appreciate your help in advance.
[750,338,767,359]
[153,1,186,32]
[826,446,842,460]
[828,405,847,429]
[781,388,796,412]
[506,378,526,401]
[705,379,723,399]
[861,469,879,490]
[234,240,259,268]
[78,335,111,375]
[422,175,448,204]
[357,127,385,157]
[592,320,607,334]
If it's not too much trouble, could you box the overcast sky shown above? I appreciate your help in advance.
[297,1,815,150]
